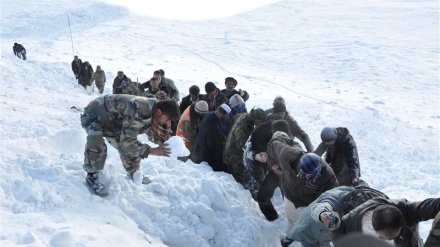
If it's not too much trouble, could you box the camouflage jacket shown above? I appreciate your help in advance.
[223,113,255,165]
[82,94,156,159]
[90,70,106,84]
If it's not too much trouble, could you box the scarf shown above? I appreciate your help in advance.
[208,88,219,110]
[151,114,171,145]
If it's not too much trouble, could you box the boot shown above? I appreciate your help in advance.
[127,170,152,185]
[86,172,109,197]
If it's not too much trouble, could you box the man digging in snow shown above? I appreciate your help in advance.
[80,94,180,196]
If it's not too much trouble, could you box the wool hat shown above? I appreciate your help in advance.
[248,108,266,122]
[205,82,216,93]
[299,153,322,175]
[225,77,238,86]
[272,103,286,113]
[194,100,209,115]
[220,103,231,114]
[321,127,338,142]
[155,90,168,100]
[229,94,244,108]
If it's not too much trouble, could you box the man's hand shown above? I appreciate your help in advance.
[319,211,341,230]
[257,152,268,163]
[239,89,244,96]
[352,178,359,186]
[149,144,171,157]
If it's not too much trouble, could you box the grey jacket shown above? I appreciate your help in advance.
[291,186,354,245]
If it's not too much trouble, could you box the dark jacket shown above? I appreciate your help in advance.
[79,62,93,87]
[338,197,440,247]
[221,103,248,135]
[113,75,132,93]
[284,113,314,152]
[179,94,204,114]
[71,59,82,76]
[267,132,339,207]
[142,85,169,98]
[162,77,179,101]
[202,89,227,111]
[314,127,361,186]
[13,43,26,54]
[192,111,225,172]
[220,89,250,102]
[79,62,93,77]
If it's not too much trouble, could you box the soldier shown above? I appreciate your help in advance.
[223,108,266,187]
[80,95,180,197]
[89,65,106,94]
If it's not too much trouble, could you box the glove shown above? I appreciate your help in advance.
[352,178,359,187]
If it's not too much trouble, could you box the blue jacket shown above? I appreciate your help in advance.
[291,186,355,245]
[192,112,225,172]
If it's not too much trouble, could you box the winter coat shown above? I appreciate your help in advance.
[79,62,93,78]
[90,68,106,84]
[113,75,132,93]
[71,59,82,76]
[202,88,227,111]
[338,197,440,247]
[81,94,157,159]
[13,43,26,54]
[243,119,289,198]
[192,111,225,172]
[284,113,314,152]
[267,132,338,207]
[220,89,250,102]
[291,186,355,245]
[162,77,180,101]
[79,62,93,87]
[114,82,140,96]
[89,67,106,93]
[142,85,169,98]
[221,103,248,135]
[179,94,204,114]
[176,106,197,149]
[314,127,361,186]
[223,113,256,185]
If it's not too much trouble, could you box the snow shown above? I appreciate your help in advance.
[0,0,439,246]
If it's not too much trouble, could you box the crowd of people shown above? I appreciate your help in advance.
[73,55,439,247]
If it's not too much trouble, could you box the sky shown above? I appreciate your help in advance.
[0,0,439,246]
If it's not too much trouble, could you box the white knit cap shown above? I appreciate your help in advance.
[229,94,244,108]
[194,100,209,114]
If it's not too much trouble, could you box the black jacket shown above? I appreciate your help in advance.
[192,112,225,172]
[202,89,227,111]
[220,89,250,102]
[13,43,26,54]
[79,62,93,78]
[179,94,204,114]
[338,197,440,247]
[71,59,82,75]
[314,127,360,186]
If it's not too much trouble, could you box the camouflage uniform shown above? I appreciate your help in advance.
[223,110,264,187]
[80,94,157,173]
[89,66,106,94]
